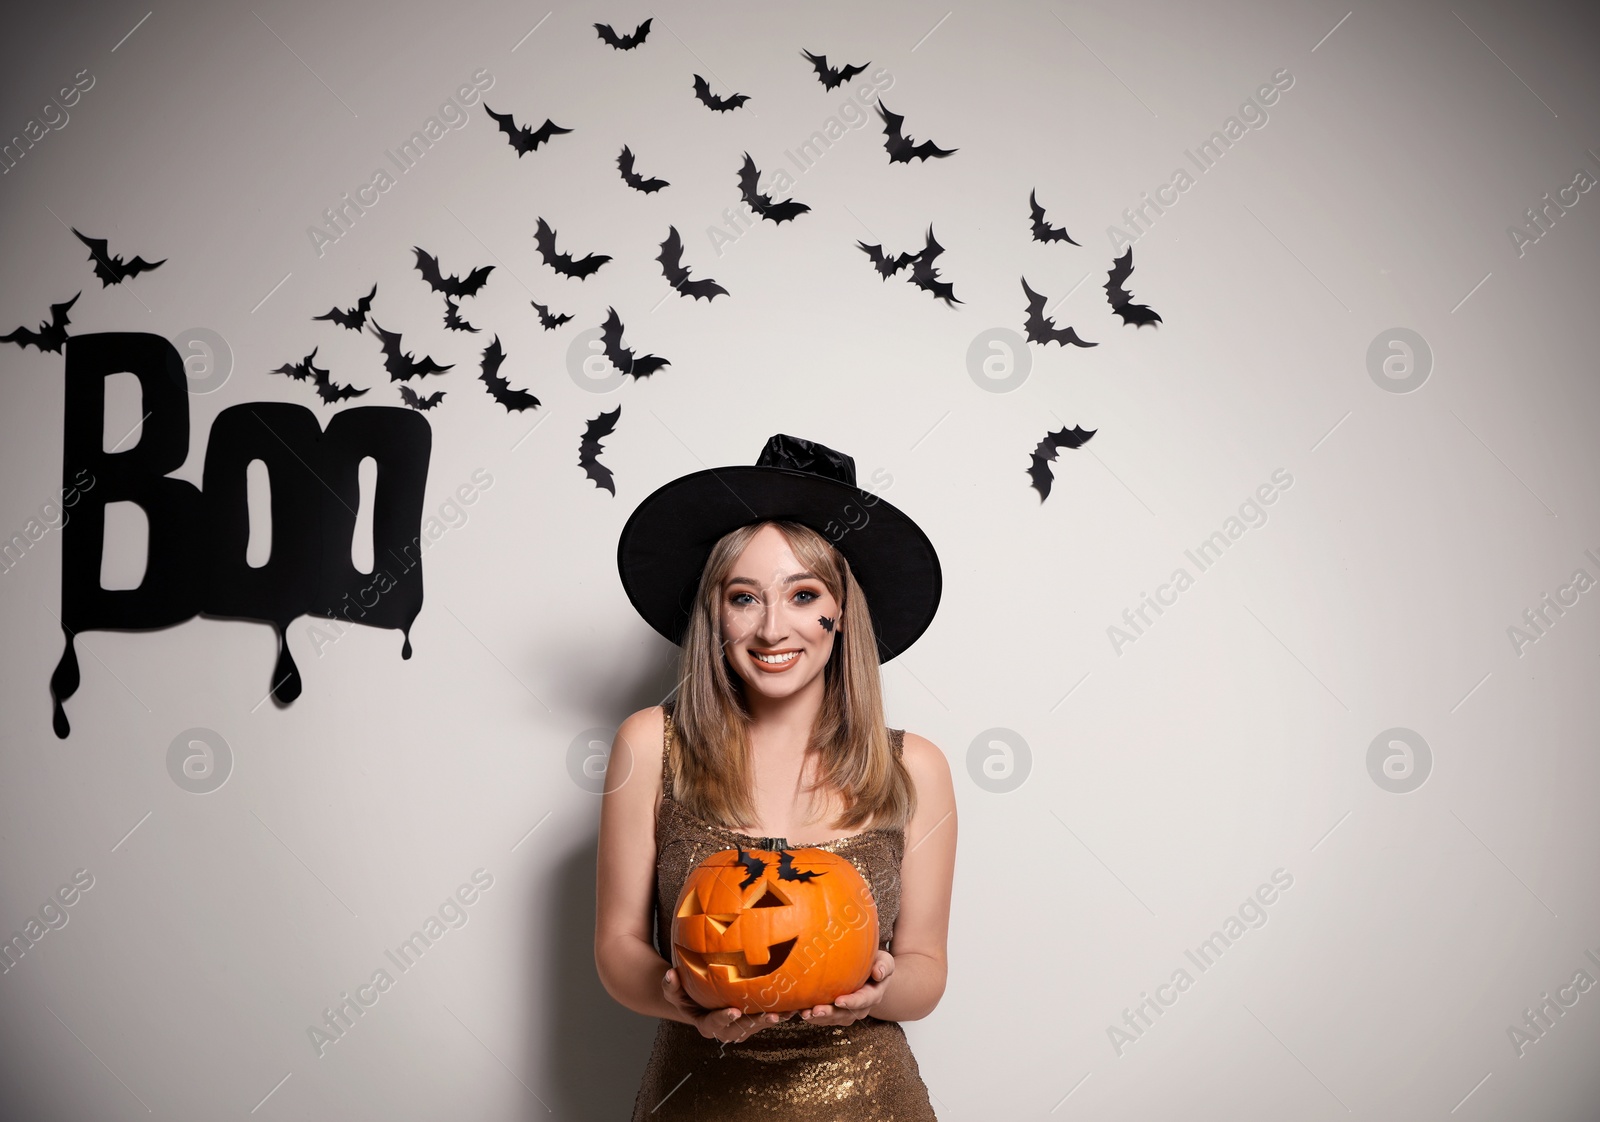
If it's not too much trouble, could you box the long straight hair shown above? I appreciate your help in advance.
[668,519,915,833]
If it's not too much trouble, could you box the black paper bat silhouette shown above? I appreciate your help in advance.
[0,292,79,353]
[858,242,917,279]
[443,296,479,333]
[595,18,651,49]
[580,406,621,495]
[735,848,768,889]
[801,49,869,90]
[600,307,669,378]
[1028,424,1097,502]
[737,153,810,224]
[776,851,825,882]
[657,226,728,301]
[876,99,956,163]
[398,385,446,411]
[692,74,750,112]
[71,228,165,286]
[1105,249,1162,327]
[484,104,572,156]
[313,283,377,330]
[270,347,369,404]
[1029,189,1080,246]
[818,615,836,632]
[907,228,961,306]
[368,318,453,381]
[617,145,669,193]
[534,217,612,279]
[531,299,573,330]
[478,336,541,413]
[413,247,494,297]
[1021,278,1096,348]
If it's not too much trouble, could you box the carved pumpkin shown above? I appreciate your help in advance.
[671,846,879,1014]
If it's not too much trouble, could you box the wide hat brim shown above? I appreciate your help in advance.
[616,463,941,663]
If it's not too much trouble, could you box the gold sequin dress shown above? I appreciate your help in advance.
[630,702,939,1121]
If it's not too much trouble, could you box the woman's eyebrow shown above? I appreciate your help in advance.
[725,571,819,587]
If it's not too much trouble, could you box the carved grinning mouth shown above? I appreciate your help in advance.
[677,937,798,981]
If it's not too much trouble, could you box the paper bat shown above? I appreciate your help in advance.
[483,103,572,156]
[478,336,540,413]
[71,227,165,286]
[600,307,669,378]
[0,292,79,353]
[530,299,573,330]
[270,346,368,404]
[413,247,494,297]
[876,99,956,163]
[368,318,453,381]
[801,49,869,90]
[1105,248,1162,327]
[857,242,917,279]
[657,226,728,301]
[737,153,810,224]
[734,848,768,889]
[617,145,669,193]
[313,283,377,330]
[1021,278,1096,348]
[1028,424,1096,502]
[579,406,621,495]
[398,385,446,411]
[443,296,480,333]
[595,18,651,49]
[692,74,750,112]
[776,851,824,882]
[907,228,960,305]
[533,217,611,279]
[1029,189,1080,245]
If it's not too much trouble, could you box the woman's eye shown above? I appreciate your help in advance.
[794,589,819,603]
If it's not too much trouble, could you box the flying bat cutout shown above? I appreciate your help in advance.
[617,145,669,193]
[534,217,612,279]
[443,296,480,333]
[776,851,825,882]
[579,406,621,495]
[1105,249,1162,327]
[313,283,377,330]
[1021,278,1096,348]
[734,848,768,889]
[737,153,810,224]
[876,99,956,163]
[595,18,651,49]
[1,292,79,353]
[531,300,573,330]
[860,227,959,304]
[478,336,541,413]
[270,347,369,404]
[600,307,669,378]
[397,385,446,411]
[368,318,453,381]
[657,226,728,301]
[413,247,494,297]
[1028,424,1097,502]
[71,227,165,286]
[801,49,869,90]
[692,74,750,112]
[1029,189,1080,245]
[483,103,572,156]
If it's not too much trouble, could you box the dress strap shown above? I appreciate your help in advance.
[890,726,904,762]
[660,700,676,799]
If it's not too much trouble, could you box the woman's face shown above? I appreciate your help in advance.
[717,525,842,700]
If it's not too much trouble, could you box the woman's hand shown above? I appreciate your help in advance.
[662,967,794,1043]
[798,950,894,1027]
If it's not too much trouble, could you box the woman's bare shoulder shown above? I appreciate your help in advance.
[898,730,951,780]
[604,705,668,806]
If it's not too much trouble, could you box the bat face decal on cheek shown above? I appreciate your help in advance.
[817,615,835,633]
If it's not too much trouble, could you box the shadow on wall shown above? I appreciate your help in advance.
[539,835,658,1119]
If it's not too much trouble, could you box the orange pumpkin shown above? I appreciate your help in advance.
[671,846,879,1015]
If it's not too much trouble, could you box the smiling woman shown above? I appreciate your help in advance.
[596,433,955,1120]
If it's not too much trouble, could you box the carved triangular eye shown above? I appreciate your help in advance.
[676,888,703,917]
[704,913,739,933]
[749,882,788,908]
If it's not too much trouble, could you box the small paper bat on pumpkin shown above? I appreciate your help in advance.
[735,848,768,889]
[776,851,825,882]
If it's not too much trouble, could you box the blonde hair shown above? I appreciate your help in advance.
[667,519,914,833]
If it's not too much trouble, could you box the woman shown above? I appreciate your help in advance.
[596,434,956,1120]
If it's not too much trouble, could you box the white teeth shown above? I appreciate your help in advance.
[753,651,798,664]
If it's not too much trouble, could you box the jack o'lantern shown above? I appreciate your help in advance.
[671,846,879,1015]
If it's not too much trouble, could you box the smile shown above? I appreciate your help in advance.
[749,649,800,671]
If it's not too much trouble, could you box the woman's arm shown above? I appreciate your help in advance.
[857,731,957,1022]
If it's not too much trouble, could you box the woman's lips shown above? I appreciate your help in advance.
[748,649,801,673]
